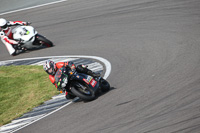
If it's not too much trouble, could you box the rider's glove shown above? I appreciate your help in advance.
[57,87,61,91]
[82,64,88,68]
[26,22,31,25]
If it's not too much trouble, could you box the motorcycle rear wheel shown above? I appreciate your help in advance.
[100,79,110,92]
[66,92,76,100]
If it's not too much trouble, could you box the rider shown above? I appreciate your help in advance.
[0,18,31,56]
[43,60,100,99]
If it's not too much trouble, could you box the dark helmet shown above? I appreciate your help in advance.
[43,60,56,75]
[0,18,8,30]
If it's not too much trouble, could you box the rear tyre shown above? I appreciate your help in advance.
[66,92,76,100]
[71,82,95,101]
[100,79,110,92]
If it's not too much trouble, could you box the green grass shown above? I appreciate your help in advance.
[0,65,59,126]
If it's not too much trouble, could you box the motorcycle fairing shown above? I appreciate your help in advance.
[12,26,38,48]
[72,73,99,90]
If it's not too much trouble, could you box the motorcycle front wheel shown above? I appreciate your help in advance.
[35,34,53,47]
[71,82,95,101]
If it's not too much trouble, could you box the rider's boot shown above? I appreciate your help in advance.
[87,70,100,78]
[65,91,76,100]
[77,64,101,77]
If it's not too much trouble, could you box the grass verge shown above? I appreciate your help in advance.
[0,65,59,126]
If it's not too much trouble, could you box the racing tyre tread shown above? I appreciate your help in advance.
[100,79,110,92]
[71,82,95,101]
[36,34,53,47]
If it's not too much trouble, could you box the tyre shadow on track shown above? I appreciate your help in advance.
[96,87,117,98]
[74,87,117,103]
[14,45,55,56]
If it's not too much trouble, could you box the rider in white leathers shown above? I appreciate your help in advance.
[0,18,30,56]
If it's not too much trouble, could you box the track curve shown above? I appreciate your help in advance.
[1,0,200,133]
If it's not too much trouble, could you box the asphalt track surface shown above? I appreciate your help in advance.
[0,0,200,133]
[0,0,62,14]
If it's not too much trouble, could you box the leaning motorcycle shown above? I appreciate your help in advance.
[55,66,110,101]
[12,25,53,50]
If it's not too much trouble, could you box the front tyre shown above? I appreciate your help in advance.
[71,82,95,101]
[66,92,76,100]
[35,34,53,47]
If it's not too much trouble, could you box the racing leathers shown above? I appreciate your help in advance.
[0,21,29,55]
[49,61,100,99]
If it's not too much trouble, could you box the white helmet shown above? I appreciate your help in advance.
[43,60,57,75]
[0,18,8,30]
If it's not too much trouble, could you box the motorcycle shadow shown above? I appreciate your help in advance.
[73,87,116,103]
[16,45,54,55]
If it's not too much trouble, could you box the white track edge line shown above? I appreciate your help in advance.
[0,0,68,16]
[10,100,74,133]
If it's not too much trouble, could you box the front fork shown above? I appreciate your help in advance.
[33,34,41,45]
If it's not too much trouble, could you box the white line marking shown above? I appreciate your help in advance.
[12,115,44,124]
[10,100,75,133]
[1,121,30,131]
[0,0,68,16]
[90,67,103,72]
[30,58,79,65]
[52,94,65,99]
[0,55,111,133]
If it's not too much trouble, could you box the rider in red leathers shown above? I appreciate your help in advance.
[43,60,100,99]
[0,18,30,56]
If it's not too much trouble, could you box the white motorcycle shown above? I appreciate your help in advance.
[12,25,53,50]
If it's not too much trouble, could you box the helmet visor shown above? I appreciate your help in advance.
[47,67,53,74]
[1,23,7,30]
